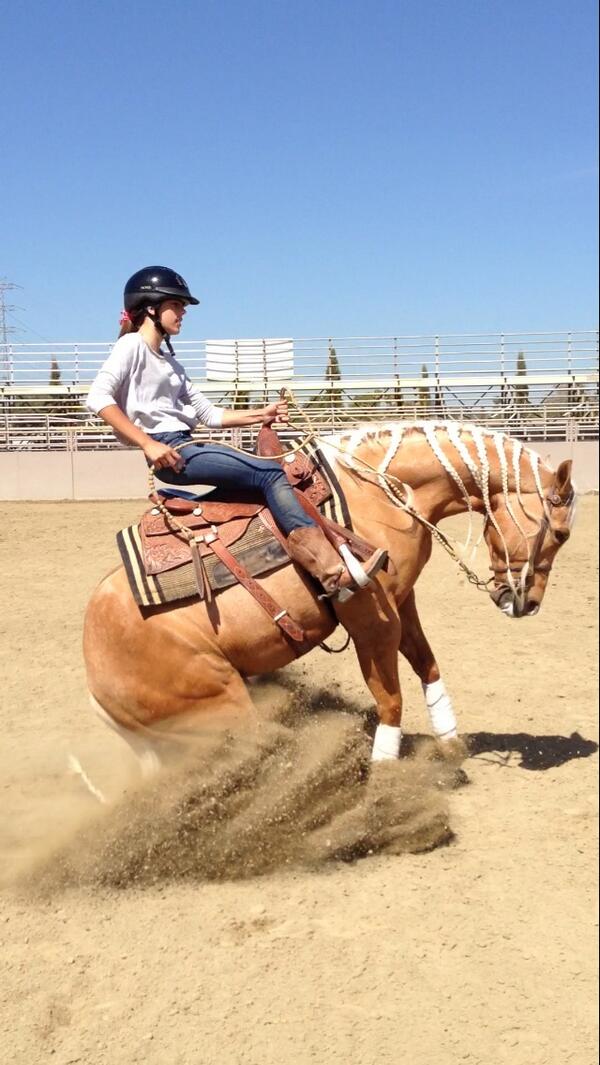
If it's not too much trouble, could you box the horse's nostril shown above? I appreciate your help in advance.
[490,587,513,611]
[525,600,540,616]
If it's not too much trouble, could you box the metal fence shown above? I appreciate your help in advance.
[1,330,597,450]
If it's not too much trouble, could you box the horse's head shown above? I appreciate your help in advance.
[484,459,576,618]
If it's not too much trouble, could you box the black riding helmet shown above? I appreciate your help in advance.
[123,266,199,354]
[124,266,200,315]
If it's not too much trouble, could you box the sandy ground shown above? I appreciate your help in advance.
[0,497,598,1065]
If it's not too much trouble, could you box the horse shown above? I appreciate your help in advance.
[83,421,575,768]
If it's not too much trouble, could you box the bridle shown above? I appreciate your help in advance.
[489,486,576,602]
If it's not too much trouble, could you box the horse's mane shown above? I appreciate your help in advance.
[319,421,553,568]
[328,420,548,508]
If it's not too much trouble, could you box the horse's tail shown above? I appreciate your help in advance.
[67,751,108,804]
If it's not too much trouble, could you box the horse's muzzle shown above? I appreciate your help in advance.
[489,586,540,618]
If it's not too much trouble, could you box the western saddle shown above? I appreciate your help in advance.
[139,427,382,654]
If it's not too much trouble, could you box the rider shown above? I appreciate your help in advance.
[87,266,386,599]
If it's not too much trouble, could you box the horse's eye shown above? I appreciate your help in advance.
[554,528,570,546]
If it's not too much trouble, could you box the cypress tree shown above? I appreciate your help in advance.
[516,351,529,406]
[418,364,431,416]
[326,345,343,409]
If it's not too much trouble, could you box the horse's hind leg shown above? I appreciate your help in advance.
[87,669,258,789]
[90,694,163,778]
[335,586,404,760]
[397,590,458,742]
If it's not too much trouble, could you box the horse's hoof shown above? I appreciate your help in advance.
[449,767,470,789]
[433,764,470,790]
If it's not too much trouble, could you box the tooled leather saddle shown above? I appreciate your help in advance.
[137,427,376,654]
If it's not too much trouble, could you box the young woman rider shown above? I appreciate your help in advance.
[87,266,386,598]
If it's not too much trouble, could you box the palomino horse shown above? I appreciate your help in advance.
[83,421,575,767]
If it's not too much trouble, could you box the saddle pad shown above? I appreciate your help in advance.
[290,436,353,530]
[117,515,289,608]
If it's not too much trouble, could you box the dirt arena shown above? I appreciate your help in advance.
[1,497,598,1065]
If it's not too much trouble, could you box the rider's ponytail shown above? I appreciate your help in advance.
[117,308,145,339]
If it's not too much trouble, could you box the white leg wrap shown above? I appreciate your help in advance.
[371,723,402,761]
[423,679,458,740]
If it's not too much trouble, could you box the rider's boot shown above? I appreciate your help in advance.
[286,525,387,601]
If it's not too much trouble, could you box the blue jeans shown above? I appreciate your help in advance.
[149,431,315,536]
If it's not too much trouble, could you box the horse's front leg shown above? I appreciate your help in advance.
[397,590,458,743]
[335,586,404,761]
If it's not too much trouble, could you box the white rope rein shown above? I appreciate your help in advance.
[424,422,476,552]
[331,420,549,596]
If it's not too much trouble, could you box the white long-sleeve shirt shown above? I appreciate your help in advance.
[87,334,224,433]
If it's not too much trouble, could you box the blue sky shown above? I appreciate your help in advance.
[2,0,598,341]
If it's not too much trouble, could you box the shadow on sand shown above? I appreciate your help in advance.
[465,730,598,771]
[254,676,598,774]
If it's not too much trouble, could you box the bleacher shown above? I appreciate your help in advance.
[1,331,598,450]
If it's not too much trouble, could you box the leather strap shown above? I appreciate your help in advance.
[205,536,310,656]
[259,509,290,551]
[292,490,379,560]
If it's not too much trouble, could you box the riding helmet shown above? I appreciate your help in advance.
[123,266,200,314]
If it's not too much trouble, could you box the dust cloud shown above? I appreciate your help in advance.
[7,680,465,894]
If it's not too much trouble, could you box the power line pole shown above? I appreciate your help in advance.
[0,279,23,385]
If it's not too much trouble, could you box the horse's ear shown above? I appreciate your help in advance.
[554,459,573,501]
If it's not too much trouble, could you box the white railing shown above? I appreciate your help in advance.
[0,330,597,448]
[0,330,598,386]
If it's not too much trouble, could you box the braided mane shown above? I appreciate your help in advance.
[333,420,549,507]
[324,421,553,597]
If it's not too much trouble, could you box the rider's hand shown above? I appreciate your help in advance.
[143,440,184,472]
[262,398,289,426]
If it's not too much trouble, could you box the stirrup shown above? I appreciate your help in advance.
[318,547,388,603]
[342,546,388,589]
[318,584,355,603]
[339,544,379,588]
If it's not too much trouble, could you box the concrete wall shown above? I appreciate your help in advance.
[0,450,149,501]
[528,441,598,493]
[0,440,598,501]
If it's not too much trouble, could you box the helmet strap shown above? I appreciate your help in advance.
[146,306,175,356]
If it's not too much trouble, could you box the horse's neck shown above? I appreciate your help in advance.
[322,422,549,523]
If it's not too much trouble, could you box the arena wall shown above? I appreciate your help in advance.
[1,440,597,501]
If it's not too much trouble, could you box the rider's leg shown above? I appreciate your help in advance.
[153,437,386,597]
[153,437,314,530]
[285,525,387,598]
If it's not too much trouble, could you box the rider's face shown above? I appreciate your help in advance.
[158,300,187,335]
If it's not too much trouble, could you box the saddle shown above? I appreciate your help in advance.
[135,427,378,655]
